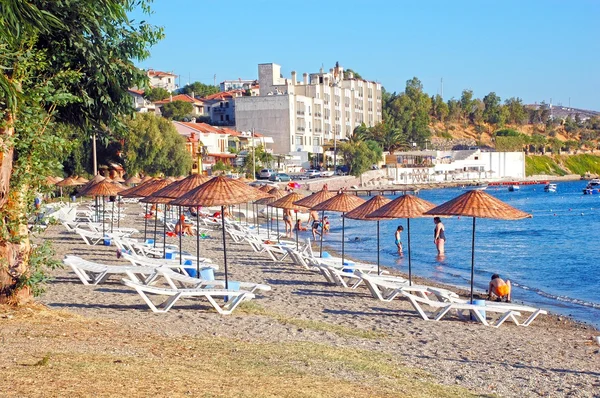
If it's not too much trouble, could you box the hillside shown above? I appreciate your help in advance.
[525,154,600,177]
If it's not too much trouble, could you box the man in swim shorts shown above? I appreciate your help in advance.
[488,274,511,302]
[395,225,404,256]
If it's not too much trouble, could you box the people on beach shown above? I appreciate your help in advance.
[295,219,307,231]
[283,209,293,236]
[322,183,328,191]
[174,215,194,236]
[308,210,319,224]
[433,217,445,255]
[322,216,330,233]
[311,218,321,239]
[395,225,404,256]
[488,274,512,302]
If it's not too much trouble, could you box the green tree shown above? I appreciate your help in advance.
[432,94,449,122]
[504,97,527,125]
[482,92,504,125]
[182,82,219,97]
[460,89,476,123]
[123,113,192,176]
[144,87,170,102]
[0,0,162,302]
[446,98,461,122]
[160,101,194,120]
[338,140,382,177]
[384,78,431,145]
[343,69,363,79]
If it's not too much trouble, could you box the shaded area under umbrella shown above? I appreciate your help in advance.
[269,192,307,250]
[311,193,365,266]
[293,189,335,257]
[424,190,531,303]
[171,176,270,289]
[120,177,160,241]
[344,195,391,275]
[135,178,175,249]
[254,188,285,240]
[81,180,124,236]
[367,194,436,285]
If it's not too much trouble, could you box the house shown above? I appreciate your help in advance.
[154,94,208,117]
[172,122,235,174]
[127,89,156,113]
[146,69,178,92]
[201,90,245,126]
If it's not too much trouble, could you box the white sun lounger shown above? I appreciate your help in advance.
[64,256,158,285]
[149,267,271,294]
[121,278,255,314]
[401,291,525,328]
[358,272,459,302]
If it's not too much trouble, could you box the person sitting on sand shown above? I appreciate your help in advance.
[295,219,307,231]
[174,215,194,236]
[488,274,512,302]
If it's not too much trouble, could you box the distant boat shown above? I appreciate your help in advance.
[544,183,557,193]
[508,185,520,192]
[583,179,600,195]
[461,184,487,191]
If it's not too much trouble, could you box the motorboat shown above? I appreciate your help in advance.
[508,185,520,192]
[583,179,600,195]
[461,183,488,191]
[544,183,557,193]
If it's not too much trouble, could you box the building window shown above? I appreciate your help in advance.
[225,102,229,108]
[313,137,320,146]
[295,136,303,146]
[226,115,230,121]
[220,115,224,121]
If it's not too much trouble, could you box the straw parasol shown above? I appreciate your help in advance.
[171,176,270,286]
[55,176,84,187]
[139,175,154,184]
[311,193,366,266]
[294,189,336,257]
[112,175,126,183]
[84,180,125,235]
[77,174,106,197]
[135,178,175,246]
[141,174,212,264]
[367,194,437,285]
[119,177,159,198]
[76,176,89,184]
[344,195,391,274]
[269,192,307,249]
[424,190,531,303]
[124,176,141,186]
[256,188,286,240]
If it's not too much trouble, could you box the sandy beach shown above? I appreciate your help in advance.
[23,202,600,396]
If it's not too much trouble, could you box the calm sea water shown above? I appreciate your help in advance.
[288,180,600,327]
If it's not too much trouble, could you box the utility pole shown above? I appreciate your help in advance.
[92,132,97,175]
[214,74,217,87]
[252,128,256,179]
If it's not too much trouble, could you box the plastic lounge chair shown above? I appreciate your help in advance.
[121,278,255,314]
[401,291,523,328]
[150,267,271,294]
[64,256,157,285]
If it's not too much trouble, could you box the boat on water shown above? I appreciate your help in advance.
[508,185,520,192]
[461,184,488,191]
[544,183,557,193]
[583,179,600,195]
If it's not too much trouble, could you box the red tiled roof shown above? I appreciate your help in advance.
[128,88,145,96]
[175,121,265,138]
[154,94,204,105]
[202,89,245,101]
[147,69,177,78]
[208,153,236,158]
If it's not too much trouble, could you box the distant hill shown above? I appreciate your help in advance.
[526,104,600,121]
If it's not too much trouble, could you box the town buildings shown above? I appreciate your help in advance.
[220,79,258,94]
[235,62,382,168]
[146,69,178,92]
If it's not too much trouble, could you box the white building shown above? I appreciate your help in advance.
[146,69,178,92]
[385,150,526,184]
[127,89,156,113]
[235,62,382,168]
[220,79,258,93]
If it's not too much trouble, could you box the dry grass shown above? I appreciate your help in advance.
[0,305,477,398]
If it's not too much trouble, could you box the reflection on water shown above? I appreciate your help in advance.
[320,180,600,327]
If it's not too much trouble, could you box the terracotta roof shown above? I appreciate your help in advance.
[154,94,204,105]
[208,153,236,158]
[147,69,177,78]
[202,90,245,101]
[128,88,145,96]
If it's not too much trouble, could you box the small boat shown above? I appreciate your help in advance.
[461,184,488,191]
[544,183,557,193]
[508,185,520,192]
[583,179,600,195]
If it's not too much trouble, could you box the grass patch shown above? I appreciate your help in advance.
[560,154,600,175]
[237,301,386,339]
[525,155,567,176]
[0,306,477,398]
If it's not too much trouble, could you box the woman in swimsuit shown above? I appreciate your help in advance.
[433,217,446,255]
[283,209,293,236]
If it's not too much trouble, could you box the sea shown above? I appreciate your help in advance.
[291,180,600,328]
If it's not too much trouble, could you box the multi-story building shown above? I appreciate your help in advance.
[146,69,178,92]
[235,62,382,167]
[202,91,244,126]
[220,79,258,93]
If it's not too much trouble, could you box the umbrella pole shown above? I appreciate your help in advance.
[144,203,148,241]
[163,203,167,258]
[342,213,345,266]
[102,196,105,236]
[245,202,248,226]
[117,195,121,229]
[319,211,325,257]
[111,200,115,233]
[377,220,380,275]
[407,218,412,286]
[196,210,200,278]
[471,217,476,304]
[276,208,280,243]
[295,212,299,250]
[179,206,182,266]
[267,205,270,239]
[153,203,158,248]
[257,204,260,234]
[221,206,229,290]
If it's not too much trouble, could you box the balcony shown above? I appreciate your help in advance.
[297,126,306,132]
[296,110,305,115]
[315,112,322,117]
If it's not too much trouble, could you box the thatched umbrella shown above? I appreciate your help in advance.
[124,176,141,186]
[368,194,436,285]
[77,174,107,221]
[112,175,126,183]
[256,188,285,240]
[294,189,336,257]
[345,195,391,274]
[55,176,85,198]
[142,174,211,264]
[76,176,89,184]
[84,180,125,235]
[119,177,159,240]
[311,193,365,266]
[424,190,531,303]
[269,192,307,250]
[171,176,270,287]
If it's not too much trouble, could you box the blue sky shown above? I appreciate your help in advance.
[132,0,599,110]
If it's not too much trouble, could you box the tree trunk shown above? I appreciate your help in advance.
[0,115,32,304]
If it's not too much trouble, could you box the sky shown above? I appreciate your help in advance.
[131,0,600,110]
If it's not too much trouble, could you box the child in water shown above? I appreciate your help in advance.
[395,225,404,256]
